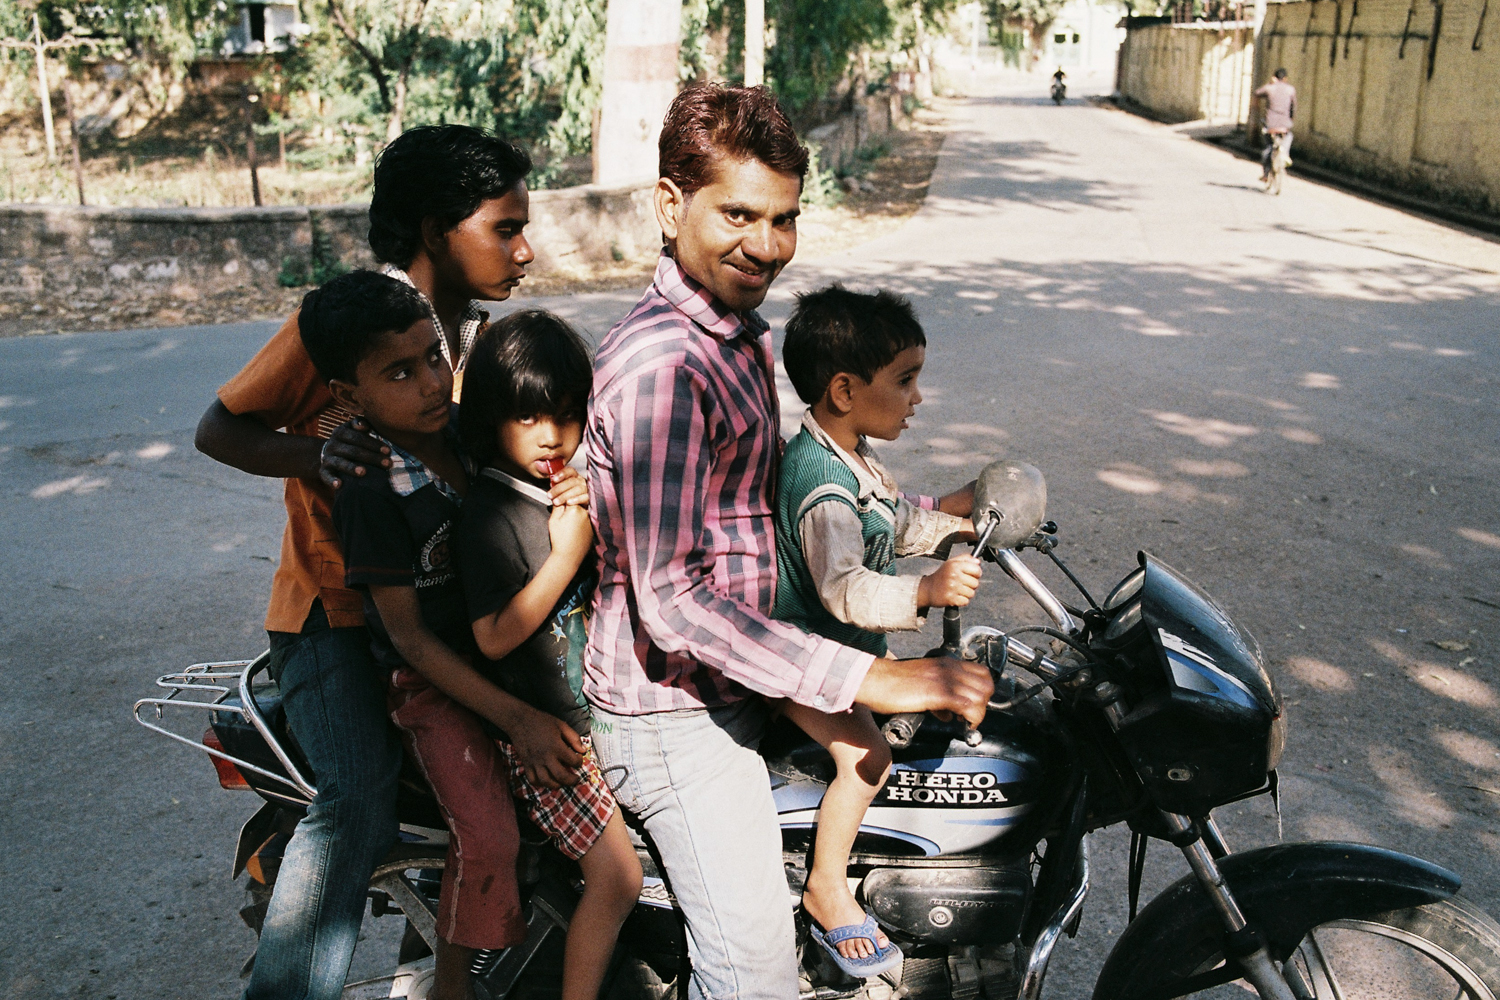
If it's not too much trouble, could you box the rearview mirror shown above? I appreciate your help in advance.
[973,460,1047,552]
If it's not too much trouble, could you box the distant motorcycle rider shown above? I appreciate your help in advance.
[1051,67,1067,102]
[1254,68,1296,180]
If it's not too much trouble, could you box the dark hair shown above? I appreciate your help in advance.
[459,310,593,468]
[297,270,431,384]
[368,125,533,268]
[1274,67,1288,78]
[782,285,926,404]
[659,85,809,194]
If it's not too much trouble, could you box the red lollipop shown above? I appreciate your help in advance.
[541,456,568,480]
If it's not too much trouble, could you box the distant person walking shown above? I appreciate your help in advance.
[1255,68,1297,181]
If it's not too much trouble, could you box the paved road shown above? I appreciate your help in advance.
[3,73,1499,998]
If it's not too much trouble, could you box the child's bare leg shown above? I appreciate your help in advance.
[563,808,644,1000]
[782,702,893,961]
[431,938,477,1000]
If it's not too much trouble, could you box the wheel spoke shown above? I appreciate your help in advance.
[1298,930,1347,1000]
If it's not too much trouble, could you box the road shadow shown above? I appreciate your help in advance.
[922,131,1133,215]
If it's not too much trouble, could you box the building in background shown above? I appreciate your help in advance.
[222,1,307,57]
[1046,0,1129,74]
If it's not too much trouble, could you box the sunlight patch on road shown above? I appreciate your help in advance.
[1432,729,1500,773]
[1146,411,1259,447]
[1371,639,1498,710]
[1278,427,1323,444]
[1367,747,1459,829]
[944,422,1008,439]
[931,452,992,467]
[1398,543,1451,569]
[212,533,248,553]
[1097,466,1161,494]
[1173,459,1249,477]
[1456,527,1500,550]
[31,475,109,499]
[1284,656,1354,692]
[136,442,174,460]
[1299,372,1341,389]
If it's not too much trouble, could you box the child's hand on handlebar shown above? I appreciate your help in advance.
[919,555,983,609]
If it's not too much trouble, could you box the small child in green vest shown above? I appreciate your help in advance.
[773,284,981,978]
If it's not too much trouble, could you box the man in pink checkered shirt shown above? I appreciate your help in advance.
[584,85,993,999]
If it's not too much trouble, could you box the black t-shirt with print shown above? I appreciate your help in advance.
[457,470,595,737]
[333,466,474,672]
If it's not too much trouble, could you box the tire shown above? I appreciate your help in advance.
[1176,896,1500,999]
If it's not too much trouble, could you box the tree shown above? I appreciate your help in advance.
[981,0,1068,68]
[325,0,433,141]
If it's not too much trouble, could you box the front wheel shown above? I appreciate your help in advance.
[1174,897,1500,999]
[1280,896,1500,999]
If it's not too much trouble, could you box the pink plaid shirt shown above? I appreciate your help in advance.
[584,256,877,715]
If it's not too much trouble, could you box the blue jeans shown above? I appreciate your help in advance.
[244,606,401,1000]
[590,699,796,1000]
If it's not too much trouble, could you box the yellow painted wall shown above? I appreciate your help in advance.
[1118,22,1257,123]
[1120,0,1500,213]
[1254,0,1500,213]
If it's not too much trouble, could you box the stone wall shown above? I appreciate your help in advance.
[806,93,905,174]
[1117,20,1258,124]
[0,181,657,327]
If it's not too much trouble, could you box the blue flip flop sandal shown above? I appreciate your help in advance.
[808,912,903,979]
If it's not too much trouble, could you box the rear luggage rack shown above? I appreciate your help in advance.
[133,653,316,804]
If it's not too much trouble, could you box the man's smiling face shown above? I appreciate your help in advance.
[659,156,802,314]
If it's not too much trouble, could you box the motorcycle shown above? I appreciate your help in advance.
[136,459,1500,999]
[1051,80,1066,105]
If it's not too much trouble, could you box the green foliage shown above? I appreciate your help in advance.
[765,0,891,113]
[278,213,349,287]
[800,140,844,207]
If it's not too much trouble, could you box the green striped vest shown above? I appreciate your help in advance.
[773,428,896,656]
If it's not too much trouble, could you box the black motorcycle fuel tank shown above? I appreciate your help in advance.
[764,704,1071,860]
[1097,551,1285,815]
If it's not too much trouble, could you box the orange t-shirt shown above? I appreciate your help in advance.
[219,312,368,632]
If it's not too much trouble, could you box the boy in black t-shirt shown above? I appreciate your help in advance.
[301,271,585,1000]
[457,309,642,1000]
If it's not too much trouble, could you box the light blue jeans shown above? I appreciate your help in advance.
[590,699,797,1000]
[246,608,402,1000]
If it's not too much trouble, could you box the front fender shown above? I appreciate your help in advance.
[1093,841,1460,1000]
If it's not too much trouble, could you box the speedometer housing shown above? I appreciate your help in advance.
[1094,552,1283,815]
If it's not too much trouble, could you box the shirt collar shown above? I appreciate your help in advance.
[479,466,552,507]
[652,253,769,343]
[800,409,900,503]
[379,264,488,373]
[373,414,472,501]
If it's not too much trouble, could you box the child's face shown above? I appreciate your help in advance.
[848,344,926,442]
[332,319,453,437]
[495,411,583,481]
[432,185,534,302]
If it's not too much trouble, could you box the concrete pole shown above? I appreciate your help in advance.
[594,0,683,186]
[33,14,56,161]
[744,0,765,86]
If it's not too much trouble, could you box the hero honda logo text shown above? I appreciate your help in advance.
[882,769,1010,805]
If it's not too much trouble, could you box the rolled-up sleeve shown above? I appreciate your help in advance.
[894,499,971,559]
[799,502,924,633]
[607,362,874,712]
